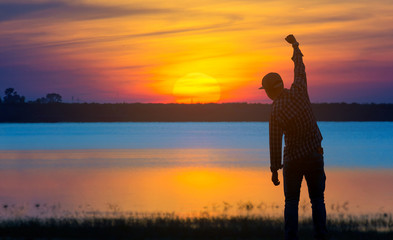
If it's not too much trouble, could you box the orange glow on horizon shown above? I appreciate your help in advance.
[172,73,221,103]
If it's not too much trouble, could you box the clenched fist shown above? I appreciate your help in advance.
[272,171,280,186]
[285,34,297,44]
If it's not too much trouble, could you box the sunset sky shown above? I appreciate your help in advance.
[1,0,393,103]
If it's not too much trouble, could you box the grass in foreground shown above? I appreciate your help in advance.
[0,202,391,239]
[0,213,392,240]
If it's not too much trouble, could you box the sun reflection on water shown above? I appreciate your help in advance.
[1,165,392,218]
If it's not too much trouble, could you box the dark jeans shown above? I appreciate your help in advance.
[283,151,328,240]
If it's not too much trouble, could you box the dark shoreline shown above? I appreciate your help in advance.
[1,103,393,122]
[0,215,391,240]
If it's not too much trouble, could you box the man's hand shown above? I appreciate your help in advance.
[285,34,297,44]
[271,171,280,186]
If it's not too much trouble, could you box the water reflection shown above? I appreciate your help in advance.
[0,149,268,169]
[1,166,392,217]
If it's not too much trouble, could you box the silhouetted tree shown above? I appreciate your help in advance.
[46,93,62,103]
[3,88,25,104]
[34,97,47,104]
[34,93,62,104]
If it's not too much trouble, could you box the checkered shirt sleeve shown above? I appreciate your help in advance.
[269,113,283,172]
[291,43,307,93]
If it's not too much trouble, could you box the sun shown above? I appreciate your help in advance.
[172,73,221,103]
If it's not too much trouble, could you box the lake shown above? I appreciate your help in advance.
[0,122,392,218]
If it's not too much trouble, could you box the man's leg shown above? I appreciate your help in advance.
[283,162,303,240]
[305,152,328,240]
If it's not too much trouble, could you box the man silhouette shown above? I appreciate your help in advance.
[259,35,328,240]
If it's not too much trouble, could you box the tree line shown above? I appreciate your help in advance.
[1,87,393,122]
[1,102,393,122]
[0,88,62,104]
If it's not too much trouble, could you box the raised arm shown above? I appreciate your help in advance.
[285,34,307,92]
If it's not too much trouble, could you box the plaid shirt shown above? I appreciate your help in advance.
[269,43,322,172]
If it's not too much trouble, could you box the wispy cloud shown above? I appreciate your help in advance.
[0,1,174,22]
[260,13,369,26]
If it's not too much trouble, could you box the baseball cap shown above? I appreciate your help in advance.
[259,72,283,90]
